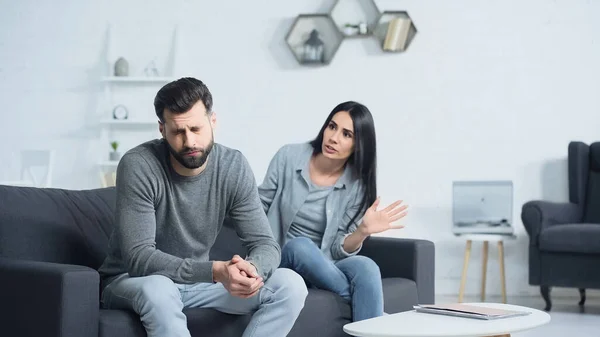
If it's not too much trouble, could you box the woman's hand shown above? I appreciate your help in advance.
[358,197,408,236]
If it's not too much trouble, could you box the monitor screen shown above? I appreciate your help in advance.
[452,181,513,225]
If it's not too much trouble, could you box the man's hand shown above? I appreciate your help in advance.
[212,255,263,298]
[231,254,260,278]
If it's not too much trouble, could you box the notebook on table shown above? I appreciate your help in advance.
[413,303,531,320]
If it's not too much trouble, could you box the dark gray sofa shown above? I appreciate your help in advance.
[0,185,435,337]
[521,141,600,311]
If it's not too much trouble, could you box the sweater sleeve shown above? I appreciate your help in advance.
[115,153,213,283]
[228,152,281,280]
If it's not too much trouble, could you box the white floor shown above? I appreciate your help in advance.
[435,295,600,336]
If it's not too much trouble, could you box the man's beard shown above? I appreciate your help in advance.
[165,137,214,170]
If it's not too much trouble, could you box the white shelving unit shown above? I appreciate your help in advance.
[98,161,120,167]
[97,24,180,187]
[100,119,158,126]
[101,76,175,83]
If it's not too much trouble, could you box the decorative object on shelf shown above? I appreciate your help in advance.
[109,141,120,162]
[343,23,358,36]
[285,14,344,66]
[302,29,325,64]
[114,57,129,76]
[330,0,380,37]
[286,2,417,65]
[112,104,128,120]
[343,22,368,36]
[383,17,411,51]
[374,11,418,53]
[98,24,179,186]
[359,22,368,34]
[144,59,159,77]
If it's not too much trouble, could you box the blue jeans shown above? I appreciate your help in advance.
[280,237,384,322]
[100,268,307,337]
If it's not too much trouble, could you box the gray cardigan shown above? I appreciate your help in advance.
[258,143,366,260]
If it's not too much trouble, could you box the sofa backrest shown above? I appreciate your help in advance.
[583,142,600,223]
[0,185,116,269]
[0,185,248,270]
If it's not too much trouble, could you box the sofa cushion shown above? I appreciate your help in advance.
[99,307,252,337]
[99,309,145,337]
[185,308,251,337]
[0,186,116,269]
[98,288,352,337]
[539,224,600,254]
[290,287,351,337]
[383,278,419,313]
[98,278,417,337]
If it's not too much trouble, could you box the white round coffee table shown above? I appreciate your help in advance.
[343,303,550,337]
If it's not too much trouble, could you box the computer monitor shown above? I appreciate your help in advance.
[452,180,513,226]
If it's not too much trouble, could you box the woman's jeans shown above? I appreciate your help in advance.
[280,236,384,321]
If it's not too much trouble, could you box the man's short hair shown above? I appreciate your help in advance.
[154,77,213,123]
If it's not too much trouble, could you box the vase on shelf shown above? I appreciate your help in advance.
[109,151,121,162]
[114,57,129,76]
[109,141,120,162]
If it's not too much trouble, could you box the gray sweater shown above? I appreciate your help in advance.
[98,139,280,285]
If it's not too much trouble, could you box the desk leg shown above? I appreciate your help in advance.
[498,241,507,303]
[481,241,489,301]
[459,240,472,302]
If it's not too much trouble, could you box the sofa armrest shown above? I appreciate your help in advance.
[0,257,99,337]
[359,236,435,305]
[521,201,582,245]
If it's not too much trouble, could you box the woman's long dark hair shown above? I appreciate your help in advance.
[309,101,377,229]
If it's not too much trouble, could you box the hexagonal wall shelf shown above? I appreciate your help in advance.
[330,0,380,38]
[285,14,344,66]
[373,11,418,53]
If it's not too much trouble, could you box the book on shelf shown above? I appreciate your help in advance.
[383,17,412,51]
[413,303,531,320]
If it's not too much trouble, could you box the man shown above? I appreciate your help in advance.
[98,77,308,337]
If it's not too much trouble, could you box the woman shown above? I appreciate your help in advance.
[258,101,408,322]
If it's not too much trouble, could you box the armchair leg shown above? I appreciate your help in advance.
[541,286,551,311]
[579,288,586,306]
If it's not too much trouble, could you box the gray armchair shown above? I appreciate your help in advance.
[521,141,600,311]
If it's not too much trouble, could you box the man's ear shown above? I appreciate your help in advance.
[209,111,217,129]
[158,121,165,138]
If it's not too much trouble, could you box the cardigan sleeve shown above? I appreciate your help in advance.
[330,184,367,260]
[257,146,286,214]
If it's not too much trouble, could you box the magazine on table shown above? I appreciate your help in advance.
[413,303,531,320]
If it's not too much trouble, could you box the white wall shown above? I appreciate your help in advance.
[1,0,599,298]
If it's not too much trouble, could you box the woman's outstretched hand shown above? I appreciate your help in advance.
[358,197,408,236]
